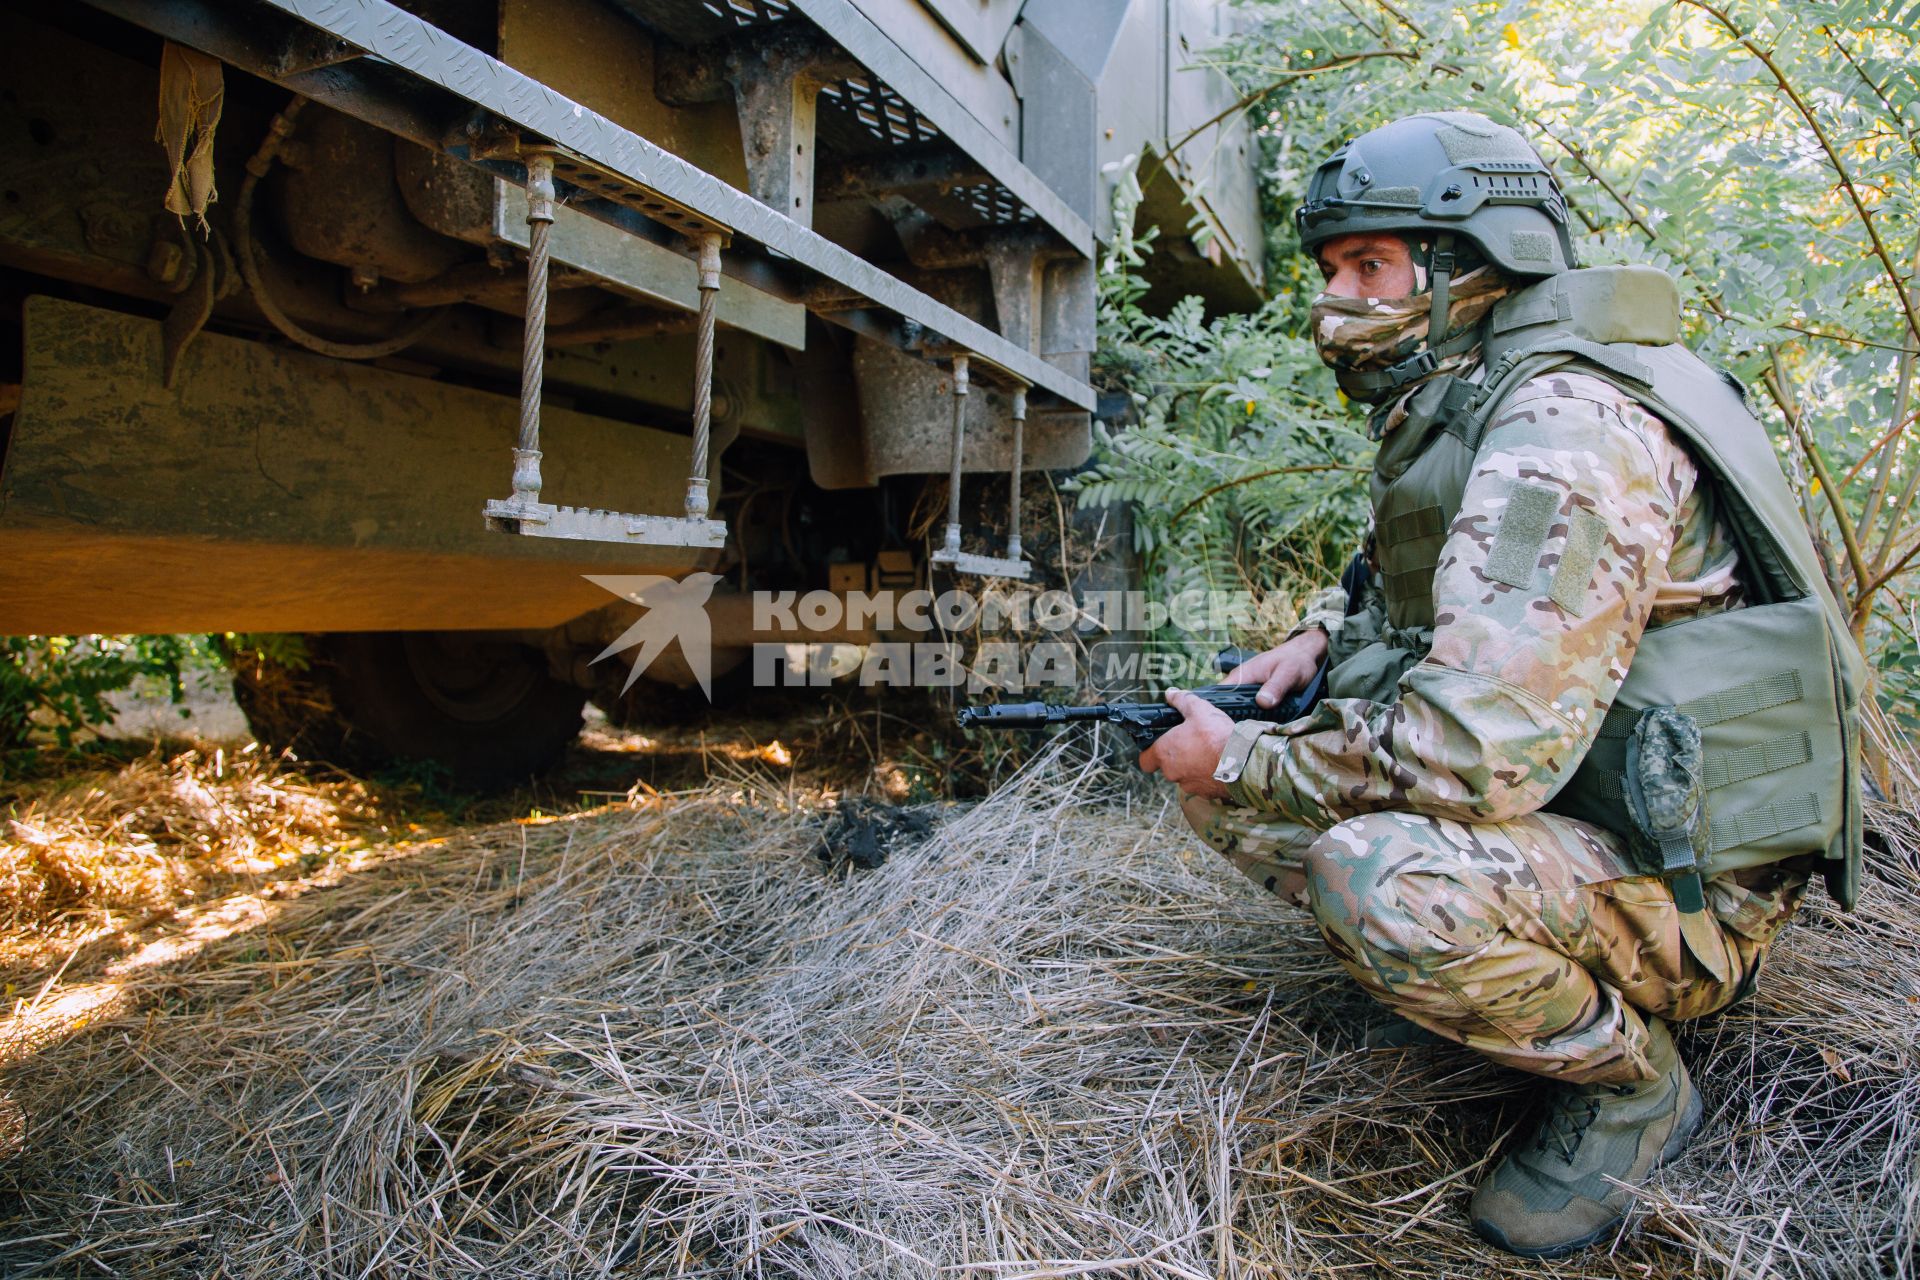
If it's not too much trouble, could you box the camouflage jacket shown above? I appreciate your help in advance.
[1225,371,1743,827]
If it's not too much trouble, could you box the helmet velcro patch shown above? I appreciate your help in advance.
[1510,231,1556,262]
[1436,124,1541,165]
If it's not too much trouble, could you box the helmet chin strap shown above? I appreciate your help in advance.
[1426,233,1458,345]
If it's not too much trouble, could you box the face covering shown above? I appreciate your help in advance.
[1310,265,1510,403]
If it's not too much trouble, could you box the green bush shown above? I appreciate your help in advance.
[1070,158,1372,650]
[0,635,203,751]
[0,633,301,756]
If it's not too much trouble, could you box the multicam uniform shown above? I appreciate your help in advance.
[1181,366,1812,1086]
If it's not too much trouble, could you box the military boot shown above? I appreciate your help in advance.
[1469,1018,1703,1258]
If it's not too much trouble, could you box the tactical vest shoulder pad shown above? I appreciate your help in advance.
[1476,266,1825,612]
[1484,265,1681,360]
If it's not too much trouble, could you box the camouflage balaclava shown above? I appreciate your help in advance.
[1310,259,1510,405]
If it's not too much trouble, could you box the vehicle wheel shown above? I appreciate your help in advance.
[225,637,363,769]
[228,631,586,790]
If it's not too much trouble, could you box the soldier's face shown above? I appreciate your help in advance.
[1315,234,1418,300]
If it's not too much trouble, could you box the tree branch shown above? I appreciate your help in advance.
[1171,464,1368,528]
[1840,406,1920,490]
[1333,0,1389,42]
[1681,0,1920,346]
[1370,0,1430,40]
[1161,50,1419,160]
[1767,347,1871,610]
[1860,533,1920,605]
[1772,323,1918,356]
[1823,24,1920,163]
[1868,232,1920,569]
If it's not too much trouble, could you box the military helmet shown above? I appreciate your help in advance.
[1295,111,1577,277]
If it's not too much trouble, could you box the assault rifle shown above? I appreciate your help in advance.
[955,649,1326,751]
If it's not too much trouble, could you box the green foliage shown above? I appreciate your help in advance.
[217,632,311,674]
[1877,605,1920,733]
[1072,157,1371,647]
[0,635,208,751]
[1091,0,1920,724]
[0,633,289,756]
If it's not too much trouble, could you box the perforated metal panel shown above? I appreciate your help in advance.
[948,181,1032,225]
[700,0,792,26]
[606,0,789,41]
[546,151,727,239]
[819,77,941,148]
[813,78,1036,228]
[610,0,1043,234]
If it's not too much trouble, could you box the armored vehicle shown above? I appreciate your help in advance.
[0,0,1262,782]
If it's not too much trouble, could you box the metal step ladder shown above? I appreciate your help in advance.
[485,144,1032,577]
[928,352,1032,580]
[482,146,728,549]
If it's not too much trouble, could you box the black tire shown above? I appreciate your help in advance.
[228,632,586,790]
[226,637,361,771]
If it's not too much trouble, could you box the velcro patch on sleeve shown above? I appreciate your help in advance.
[1549,510,1609,613]
[1486,479,1560,589]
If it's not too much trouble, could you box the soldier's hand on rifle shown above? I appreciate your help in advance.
[1225,630,1331,710]
[1137,689,1234,800]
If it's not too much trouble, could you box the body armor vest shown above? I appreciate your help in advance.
[1345,266,1865,907]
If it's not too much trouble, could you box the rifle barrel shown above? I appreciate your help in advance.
[955,702,1112,729]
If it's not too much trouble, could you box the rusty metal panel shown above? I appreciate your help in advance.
[839,336,1088,484]
[1041,256,1096,381]
[0,297,711,634]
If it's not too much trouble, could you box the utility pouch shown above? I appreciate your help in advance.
[1623,707,1711,914]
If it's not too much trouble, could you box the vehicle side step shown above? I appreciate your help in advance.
[929,353,1032,580]
[483,147,727,549]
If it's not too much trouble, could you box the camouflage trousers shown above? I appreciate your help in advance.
[1180,795,1811,1085]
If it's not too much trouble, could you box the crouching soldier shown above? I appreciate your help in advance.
[1140,111,1865,1258]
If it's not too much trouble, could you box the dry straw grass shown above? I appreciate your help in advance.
[0,739,1915,1278]
[1,744,383,949]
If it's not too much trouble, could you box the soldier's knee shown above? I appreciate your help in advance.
[1176,791,1231,850]
[1304,813,1497,964]
[1301,812,1425,920]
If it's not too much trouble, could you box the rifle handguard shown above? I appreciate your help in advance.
[957,664,1326,750]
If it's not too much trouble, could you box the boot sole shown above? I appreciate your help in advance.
[1472,1074,1704,1260]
